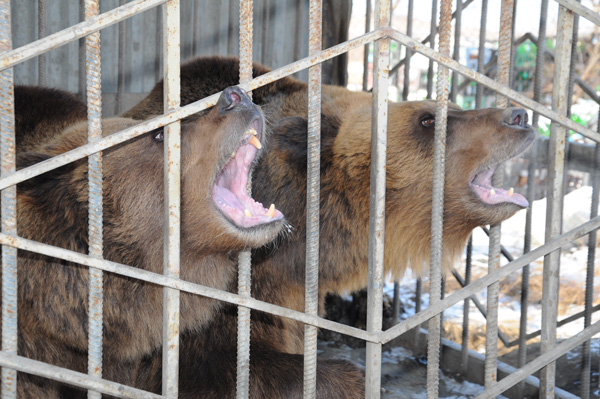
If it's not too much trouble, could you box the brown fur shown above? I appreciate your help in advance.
[124,56,535,358]
[11,86,284,397]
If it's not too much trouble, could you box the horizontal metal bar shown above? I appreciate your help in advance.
[506,304,600,347]
[380,214,600,344]
[0,0,167,71]
[0,28,386,192]
[0,352,162,399]
[474,320,600,399]
[387,28,600,143]
[0,233,378,344]
[554,0,600,27]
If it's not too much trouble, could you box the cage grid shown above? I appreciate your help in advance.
[0,0,598,398]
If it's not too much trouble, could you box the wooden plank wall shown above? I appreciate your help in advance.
[10,0,311,113]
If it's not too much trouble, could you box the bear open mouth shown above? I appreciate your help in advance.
[469,131,535,209]
[213,119,284,229]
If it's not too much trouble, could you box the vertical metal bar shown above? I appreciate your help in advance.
[362,0,372,92]
[402,0,413,104]
[237,1,253,398]
[304,2,322,397]
[391,282,400,324]
[261,0,270,65]
[78,0,86,101]
[154,6,162,84]
[580,108,600,399]
[38,0,47,86]
[426,0,451,397]
[460,236,473,374]
[116,0,127,114]
[426,0,438,99]
[540,6,574,398]
[162,0,181,397]
[84,1,103,398]
[484,0,513,390]
[517,3,548,396]
[475,0,488,108]
[365,0,390,397]
[0,0,16,396]
[449,0,461,102]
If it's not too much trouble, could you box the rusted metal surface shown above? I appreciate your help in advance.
[237,1,253,397]
[0,0,167,71]
[161,1,181,397]
[365,0,390,397]
[427,0,452,396]
[555,0,600,26]
[386,28,600,142]
[304,0,322,397]
[0,352,162,399]
[540,6,574,398]
[84,1,104,398]
[0,0,17,396]
[485,0,514,390]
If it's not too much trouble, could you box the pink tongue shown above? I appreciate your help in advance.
[214,185,245,212]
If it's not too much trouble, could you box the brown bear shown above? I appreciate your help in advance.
[10,86,286,397]
[122,55,535,397]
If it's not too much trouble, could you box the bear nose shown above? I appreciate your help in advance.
[503,107,529,128]
[218,86,253,113]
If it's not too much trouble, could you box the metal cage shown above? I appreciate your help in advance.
[0,0,599,398]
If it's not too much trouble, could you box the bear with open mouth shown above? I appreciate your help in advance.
[10,86,284,397]
[12,53,535,397]
[123,55,535,398]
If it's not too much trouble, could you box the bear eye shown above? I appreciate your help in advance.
[153,129,164,142]
[420,116,435,128]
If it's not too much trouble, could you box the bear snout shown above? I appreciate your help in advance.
[218,86,254,114]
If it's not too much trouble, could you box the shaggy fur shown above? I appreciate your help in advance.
[124,56,535,361]
[11,86,284,397]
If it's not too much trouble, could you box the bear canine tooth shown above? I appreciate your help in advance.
[490,188,496,196]
[244,209,252,217]
[508,187,514,196]
[249,136,262,150]
[245,128,257,136]
[265,204,275,218]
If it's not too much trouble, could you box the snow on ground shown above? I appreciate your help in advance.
[387,186,600,350]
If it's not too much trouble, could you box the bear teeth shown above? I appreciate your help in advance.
[249,136,262,150]
[265,204,275,218]
[244,128,257,136]
[244,209,252,217]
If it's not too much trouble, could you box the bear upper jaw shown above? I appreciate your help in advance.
[213,118,284,230]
